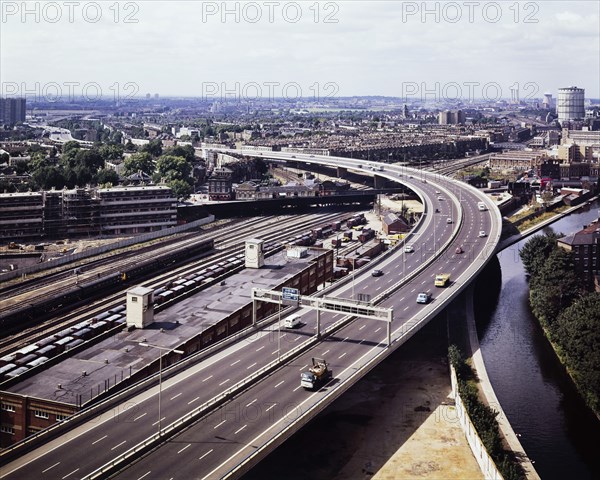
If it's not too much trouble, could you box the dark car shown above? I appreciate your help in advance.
[371,269,384,277]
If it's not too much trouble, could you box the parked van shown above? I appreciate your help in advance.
[283,315,301,329]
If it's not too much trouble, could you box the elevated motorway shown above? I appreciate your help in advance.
[0,152,502,480]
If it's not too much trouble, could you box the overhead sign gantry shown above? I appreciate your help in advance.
[251,287,394,346]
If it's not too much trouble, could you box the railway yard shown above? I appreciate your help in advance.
[0,208,397,394]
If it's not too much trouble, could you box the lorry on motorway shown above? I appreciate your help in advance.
[300,357,333,390]
[434,273,451,287]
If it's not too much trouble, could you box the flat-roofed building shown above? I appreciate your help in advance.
[0,192,44,239]
[95,185,177,235]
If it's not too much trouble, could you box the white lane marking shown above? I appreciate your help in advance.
[214,420,227,429]
[92,435,107,445]
[151,417,166,426]
[134,413,147,421]
[375,327,382,333]
[338,352,347,359]
[219,378,230,386]
[246,399,258,407]
[265,404,277,412]
[274,380,285,388]
[403,306,410,311]
[177,444,191,454]
[256,346,265,352]
[293,385,302,392]
[234,424,247,435]
[322,349,330,355]
[410,288,416,292]
[359,325,366,330]
[170,392,182,401]
[202,375,213,382]
[230,360,241,366]
[271,350,278,355]
[62,468,79,479]
[299,364,308,371]
[137,472,152,480]
[188,396,200,405]
[342,337,349,342]
[199,449,214,460]
[199,334,414,480]
[247,362,257,369]
[111,440,126,450]
[42,462,60,473]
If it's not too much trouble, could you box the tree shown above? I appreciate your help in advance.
[167,178,193,201]
[98,144,124,162]
[140,138,163,157]
[156,155,192,182]
[124,140,137,152]
[554,293,600,413]
[96,168,120,186]
[60,149,104,188]
[529,247,583,330]
[123,152,155,177]
[519,233,561,277]
[31,165,66,190]
[163,145,195,163]
[62,141,81,155]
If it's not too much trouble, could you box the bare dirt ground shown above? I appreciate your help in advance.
[242,317,482,480]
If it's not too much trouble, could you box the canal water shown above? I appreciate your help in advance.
[476,199,600,480]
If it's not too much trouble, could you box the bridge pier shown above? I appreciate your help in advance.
[374,175,386,189]
[336,166,347,178]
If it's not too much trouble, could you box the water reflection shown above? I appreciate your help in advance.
[477,199,600,480]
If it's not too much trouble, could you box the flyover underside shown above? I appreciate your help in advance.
[180,190,403,218]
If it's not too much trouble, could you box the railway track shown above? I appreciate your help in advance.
[0,210,360,359]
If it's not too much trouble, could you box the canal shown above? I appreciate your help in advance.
[476,199,600,480]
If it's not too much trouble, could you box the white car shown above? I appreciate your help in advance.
[404,245,414,253]
[446,217,453,224]
[478,230,487,237]
[416,292,432,304]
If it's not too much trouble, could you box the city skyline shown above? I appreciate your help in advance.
[1,1,599,99]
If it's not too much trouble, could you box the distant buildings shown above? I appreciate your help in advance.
[557,86,585,124]
[438,110,465,125]
[0,98,26,126]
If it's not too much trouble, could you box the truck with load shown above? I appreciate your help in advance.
[300,357,333,390]
[434,273,451,287]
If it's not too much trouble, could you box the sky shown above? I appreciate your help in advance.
[1,1,599,101]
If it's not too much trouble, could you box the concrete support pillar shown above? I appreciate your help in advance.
[374,175,386,189]
[337,166,347,178]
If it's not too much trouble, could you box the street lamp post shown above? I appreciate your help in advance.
[139,343,184,435]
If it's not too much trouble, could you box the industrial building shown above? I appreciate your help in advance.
[557,87,585,124]
[0,246,333,446]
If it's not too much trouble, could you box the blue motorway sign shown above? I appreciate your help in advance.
[282,287,300,301]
